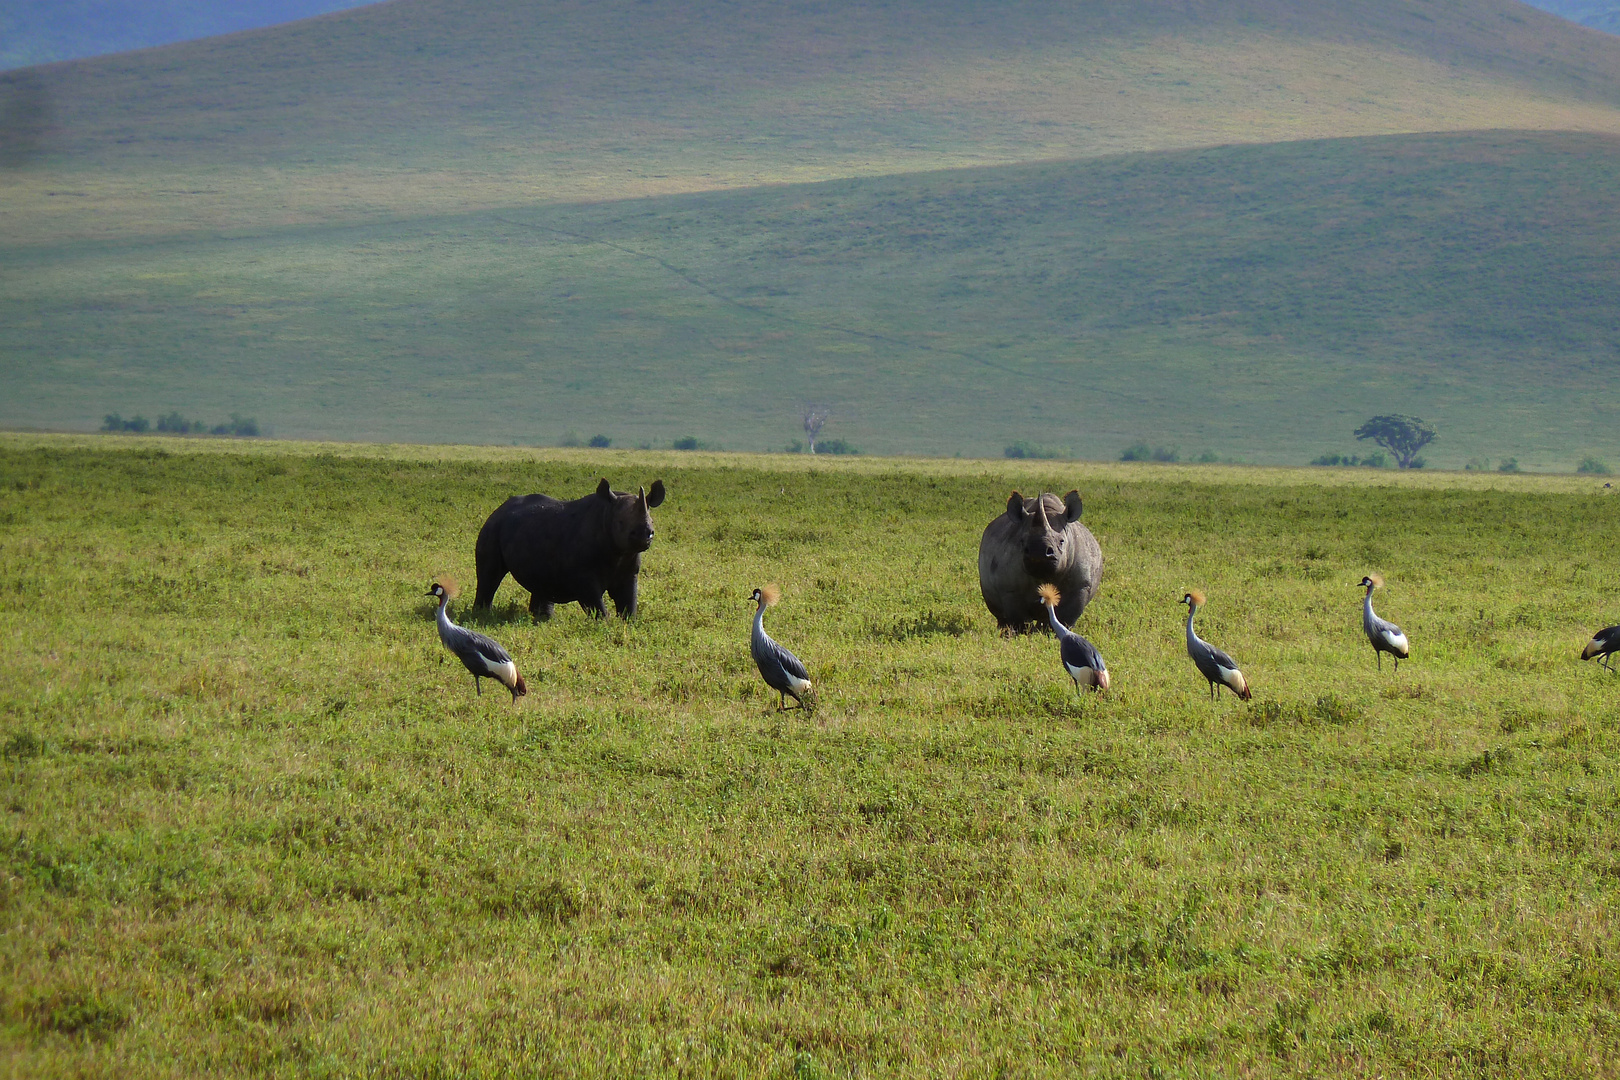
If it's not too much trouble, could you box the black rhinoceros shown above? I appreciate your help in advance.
[977,489,1103,631]
[473,478,666,619]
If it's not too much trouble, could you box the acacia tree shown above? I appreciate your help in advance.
[1354,415,1436,469]
[802,408,828,454]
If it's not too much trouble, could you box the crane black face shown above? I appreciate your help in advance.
[1357,577,1375,588]
[749,588,762,603]
[427,583,445,598]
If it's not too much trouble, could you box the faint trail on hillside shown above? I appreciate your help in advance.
[490,214,1079,390]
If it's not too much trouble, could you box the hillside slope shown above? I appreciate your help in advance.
[6,130,1617,467]
[8,0,1620,243]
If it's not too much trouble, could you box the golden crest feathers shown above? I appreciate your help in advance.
[759,583,782,606]
[1368,573,1384,588]
[1186,588,1206,606]
[1037,583,1061,606]
[435,576,460,600]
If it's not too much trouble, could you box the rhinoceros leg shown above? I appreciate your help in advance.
[576,586,609,619]
[472,542,508,612]
[1056,592,1086,628]
[528,594,555,621]
[607,575,639,619]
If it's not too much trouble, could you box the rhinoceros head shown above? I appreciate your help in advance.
[1006,489,1084,575]
[598,477,667,553]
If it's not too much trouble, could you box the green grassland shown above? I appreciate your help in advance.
[6,130,1620,466]
[2,434,1617,1076]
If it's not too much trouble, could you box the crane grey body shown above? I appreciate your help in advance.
[1181,591,1251,701]
[1582,624,1620,671]
[1358,575,1410,672]
[428,581,526,702]
[750,585,813,710]
[1037,583,1108,693]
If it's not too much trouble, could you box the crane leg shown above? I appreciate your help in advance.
[474,675,482,695]
[1376,651,1382,671]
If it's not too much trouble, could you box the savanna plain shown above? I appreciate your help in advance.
[2,435,1617,1078]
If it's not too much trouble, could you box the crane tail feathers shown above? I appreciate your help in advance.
[1222,667,1251,700]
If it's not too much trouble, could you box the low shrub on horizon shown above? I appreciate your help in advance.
[102,411,260,437]
[1310,452,1387,468]
[1121,442,1178,463]
[1003,441,1062,460]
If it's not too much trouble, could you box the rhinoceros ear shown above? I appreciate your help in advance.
[1006,491,1025,520]
[595,478,613,500]
[645,479,666,508]
[1063,490,1083,522]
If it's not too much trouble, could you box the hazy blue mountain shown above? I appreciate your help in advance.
[1522,0,1620,33]
[1,1,380,70]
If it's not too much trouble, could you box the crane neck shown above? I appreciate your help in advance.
[1043,602,1068,638]
[1185,603,1200,645]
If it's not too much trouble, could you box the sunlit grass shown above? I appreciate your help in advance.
[2,435,1616,1076]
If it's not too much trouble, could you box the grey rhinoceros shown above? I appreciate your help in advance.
[977,489,1103,631]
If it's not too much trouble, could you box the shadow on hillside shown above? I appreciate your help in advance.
[0,73,50,169]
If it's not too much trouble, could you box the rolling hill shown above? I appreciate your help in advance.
[9,0,1620,244]
[3,0,1620,465]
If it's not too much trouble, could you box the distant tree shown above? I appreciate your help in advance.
[1577,456,1610,475]
[1354,415,1435,469]
[1004,441,1059,460]
[816,439,861,456]
[588,434,612,448]
[1498,457,1520,473]
[802,408,828,454]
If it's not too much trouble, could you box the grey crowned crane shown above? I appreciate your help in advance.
[427,579,527,703]
[1181,590,1251,701]
[1357,574,1410,672]
[750,584,814,711]
[1037,583,1109,693]
[1582,624,1620,672]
